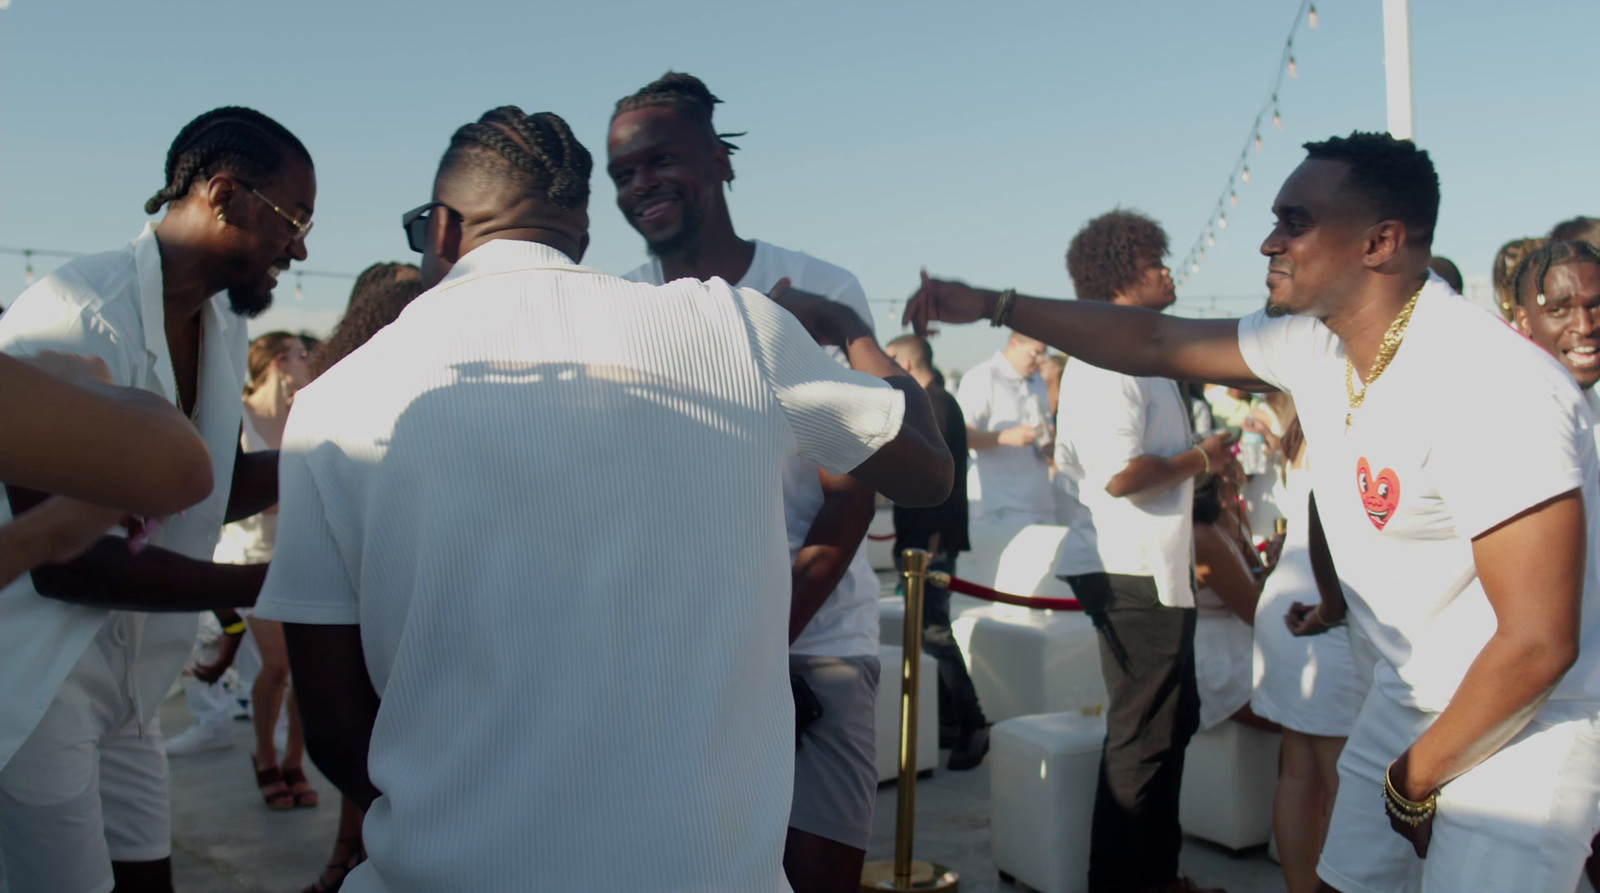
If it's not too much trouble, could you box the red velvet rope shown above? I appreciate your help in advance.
[928,571,1082,611]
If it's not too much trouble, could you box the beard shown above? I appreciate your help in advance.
[643,203,704,260]
[228,283,275,319]
[1264,298,1292,318]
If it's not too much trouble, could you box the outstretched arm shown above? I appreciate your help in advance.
[0,352,214,515]
[226,443,279,523]
[903,273,1264,389]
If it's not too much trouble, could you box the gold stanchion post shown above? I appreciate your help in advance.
[860,549,959,892]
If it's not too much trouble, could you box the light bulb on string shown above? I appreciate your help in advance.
[23,250,34,286]
[1309,4,1318,29]
[1241,166,1251,183]
[1288,56,1298,78]
[1229,190,1239,207]
[1254,133,1263,152]
[1218,214,1228,229]
[1208,234,1217,248]
[294,271,304,302]
[1272,96,1282,129]
[1192,262,1201,274]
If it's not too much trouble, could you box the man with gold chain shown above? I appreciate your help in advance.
[903,132,1600,893]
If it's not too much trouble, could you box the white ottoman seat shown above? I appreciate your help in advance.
[1179,720,1281,850]
[991,712,1105,893]
[874,644,940,782]
[952,606,1106,723]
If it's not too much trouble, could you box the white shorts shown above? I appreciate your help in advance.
[1318,689,1600,893]
[790,654,880,851]
[0,617,171,893]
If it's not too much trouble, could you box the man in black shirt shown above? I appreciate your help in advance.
[887,334,990,770]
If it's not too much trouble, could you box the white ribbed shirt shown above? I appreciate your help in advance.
[254,240,905,893]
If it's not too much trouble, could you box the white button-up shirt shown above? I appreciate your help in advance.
[254,240,905,893]
[0,223,246,768]
[1053,362,1196,608]
[957,351,1054,523]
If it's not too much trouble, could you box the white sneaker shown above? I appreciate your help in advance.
[165,722,233,756]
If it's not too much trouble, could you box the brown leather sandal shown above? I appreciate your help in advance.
[301,836,366,893]
[252,754,295,811]
[282,765,320,808]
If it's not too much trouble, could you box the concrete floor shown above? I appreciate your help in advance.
[162,696,1286,893]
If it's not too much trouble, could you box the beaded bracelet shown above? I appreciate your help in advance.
[1382,761,1438,827]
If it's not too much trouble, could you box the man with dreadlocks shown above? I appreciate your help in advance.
[256,105,951,893]
[607,71,892,892]
[905,132,1600,893]
[0,105,308,893]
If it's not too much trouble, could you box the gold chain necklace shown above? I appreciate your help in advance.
[1344,284,1423,431]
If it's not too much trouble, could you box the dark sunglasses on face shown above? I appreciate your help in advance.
[402,201,464,253]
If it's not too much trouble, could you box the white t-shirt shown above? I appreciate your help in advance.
[0,223,247,769]
[1237,276,1600,711]
[1053,362,1196,607]
[957,351,1054,523]
[255,240,904,893]
[626,240,880,657]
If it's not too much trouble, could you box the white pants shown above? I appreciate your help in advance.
[0,617,172,893]
[1318,689,1600,893]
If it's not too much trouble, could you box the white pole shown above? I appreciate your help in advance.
[1382,0,1414,140]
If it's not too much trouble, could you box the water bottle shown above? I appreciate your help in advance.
[1239,430,1267,476]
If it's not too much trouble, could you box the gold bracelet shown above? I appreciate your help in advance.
[222,621,247,636]
[1192,444,1211,474]
[1382,761,1438,826]
[990,288,1017,328]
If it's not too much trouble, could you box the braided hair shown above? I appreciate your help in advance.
[307,263,425,380]
[613,72,746,157]
[439,107,591,210]
[1492,237,1544,321]
[1511,239,1600,308]
[144,107,312,215]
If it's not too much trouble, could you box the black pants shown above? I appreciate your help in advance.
[894,551,988,734]
[922,554,987,734]
[1065,572,1200,893]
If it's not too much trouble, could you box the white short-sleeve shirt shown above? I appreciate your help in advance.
[956,351,1054,523]
[627,241,881,657]
[254,240,904,893]
[1237,276,1600,710]
[0,224,247,769]
[1053,362,1196,607]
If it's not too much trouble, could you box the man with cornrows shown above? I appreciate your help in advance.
[0,106,304,893]
[609,73,888,893]
[258,105,951,892]
[906,132,1600,893]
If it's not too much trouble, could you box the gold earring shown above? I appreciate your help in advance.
[217,211,228,223]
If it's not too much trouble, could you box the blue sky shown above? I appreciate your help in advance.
[1,0,1594,372]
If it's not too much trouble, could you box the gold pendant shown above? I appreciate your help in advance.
[1345,412,1353,431]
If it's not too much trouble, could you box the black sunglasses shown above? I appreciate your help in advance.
[402,201,463,253]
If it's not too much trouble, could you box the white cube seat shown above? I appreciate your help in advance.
[1179,721,1281,850]
[951,606,1106,723]
[878,594,987,648]
[991,712,1105,893]
[874,644,940,782]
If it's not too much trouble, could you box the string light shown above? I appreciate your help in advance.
[1254,133,1263,152]
[1309,4,1318,29]
[1273,108,1283,129]
[1241,166,1251,183]
[1229,191,1239,207]
[1208,234,1217,247]
[1218,215,1228,229]
[23,250,34,286]
[1289,56,1298,78]
[294,271,305,301]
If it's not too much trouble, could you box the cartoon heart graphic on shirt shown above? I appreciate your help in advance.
[1355,457,1401,531]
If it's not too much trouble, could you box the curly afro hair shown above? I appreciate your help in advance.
[1550,216,1600,248]
[307,262,424,380]
[1302,131,1439,247]
[1065,209,1169,303]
